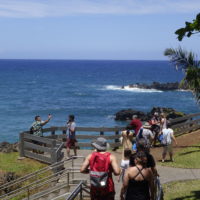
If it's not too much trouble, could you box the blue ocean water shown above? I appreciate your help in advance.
[0,59,199,142]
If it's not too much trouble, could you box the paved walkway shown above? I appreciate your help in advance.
[64,149,200,199]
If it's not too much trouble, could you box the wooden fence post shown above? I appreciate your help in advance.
[19,132,25,157]
[51,127,56,139]
[51,140,57,164]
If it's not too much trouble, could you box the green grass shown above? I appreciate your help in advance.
[0,152,50,200]
[0,152,47,176]
[163,179,200,200]
[160,143,200,168]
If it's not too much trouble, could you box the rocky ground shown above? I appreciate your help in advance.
[0,142,18,153]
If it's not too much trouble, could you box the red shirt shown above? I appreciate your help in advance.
[130,119,142,135]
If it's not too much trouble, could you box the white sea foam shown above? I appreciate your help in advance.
[103,85,163,93]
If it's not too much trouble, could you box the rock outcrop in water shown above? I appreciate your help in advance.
[115,107,186,121]
[122,82,188,91]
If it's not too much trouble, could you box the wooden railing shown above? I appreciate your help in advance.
[46,126,124,148]
[169,112,200,135]
[19,132,64,164]
[19,112,200,163]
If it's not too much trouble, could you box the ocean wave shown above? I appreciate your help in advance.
[103,85,163,93]
[106,115,115,119]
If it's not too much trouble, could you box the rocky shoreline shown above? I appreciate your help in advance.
[115,107,186,121]
[121,82,188,91]
[0,142,18,153]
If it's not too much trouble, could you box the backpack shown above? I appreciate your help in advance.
[29,126,34,134]
[90,152,110,188]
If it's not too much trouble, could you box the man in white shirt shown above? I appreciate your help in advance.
[161,125,177,162]
[136,122,154,146]
[66,115,77,157]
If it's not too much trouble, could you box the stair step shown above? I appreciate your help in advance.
[47,192,58,200]
[51,192,71,200]
[38,198,46,200]
[59,188,70,195]
[70,179,87,184]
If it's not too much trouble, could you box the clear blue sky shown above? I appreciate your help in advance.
[0,0,199,60]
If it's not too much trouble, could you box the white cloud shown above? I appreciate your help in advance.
[0,0,199,18]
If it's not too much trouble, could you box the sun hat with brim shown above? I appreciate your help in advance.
[143,122,151,129]
[91,137,109,151]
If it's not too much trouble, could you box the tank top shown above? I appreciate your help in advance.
[89,152,115,198]
[126,166,150,200]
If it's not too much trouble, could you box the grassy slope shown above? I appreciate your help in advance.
[163,179,200,200]
[0,152,47,176]
[160,142,200,168]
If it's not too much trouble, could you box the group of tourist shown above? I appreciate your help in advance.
[30,112,178,199]
[126,113,177,162]
[80,137,156,200]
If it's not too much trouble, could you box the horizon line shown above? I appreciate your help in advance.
[0,58,169,61]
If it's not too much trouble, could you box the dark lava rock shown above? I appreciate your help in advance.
[149,107,186,120]
[0,142,19,153]
[115,107,186,121]
[0,171,19,195]
[126,82,188,91]
[115,109,147,121]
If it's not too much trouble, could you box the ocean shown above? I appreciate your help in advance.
[0,59,199,143]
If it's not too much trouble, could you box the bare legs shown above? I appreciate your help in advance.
[67,146,77,158]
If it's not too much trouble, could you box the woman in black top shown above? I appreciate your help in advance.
[120,151,155,200]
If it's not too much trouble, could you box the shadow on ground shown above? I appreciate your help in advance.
[172,190,200,200]
[179,150,200,156]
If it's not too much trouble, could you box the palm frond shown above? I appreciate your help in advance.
[164,47,200,102]
[164,47,199,71]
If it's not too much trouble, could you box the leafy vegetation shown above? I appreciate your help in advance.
[164,13,200,103]
[175,13,200,41]
[164,47,200,102]
[163,179,200,200]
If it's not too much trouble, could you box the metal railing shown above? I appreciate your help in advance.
[0,156,85,200]
[65,181,90,200]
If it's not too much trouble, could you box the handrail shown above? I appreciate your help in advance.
[56,142,64,154]
[0,157,71,190]
[66,181,90,200]
[0,156,85,199]
[169,112,200,124]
